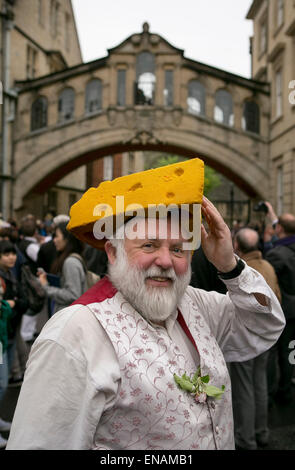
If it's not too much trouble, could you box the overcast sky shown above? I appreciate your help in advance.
[72,0,254,78]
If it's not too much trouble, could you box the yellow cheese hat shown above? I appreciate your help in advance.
[67,157,204,249]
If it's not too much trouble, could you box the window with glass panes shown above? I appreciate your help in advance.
[117,70,126,106]
[58,88,75,121]
[164,70,173,106]
[31,96,48,131]
[187,80,205,116]
[214,89,234,126]
[85,79,102,114]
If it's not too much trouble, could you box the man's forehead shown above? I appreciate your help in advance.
[124,216,190,242]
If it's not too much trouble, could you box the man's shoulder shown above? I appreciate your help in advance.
[36,304,95,341]
[266,243,293,259]
[34,304,109,362]
[72,276,117,306]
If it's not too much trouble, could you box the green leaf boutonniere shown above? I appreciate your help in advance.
[173,367,225,403]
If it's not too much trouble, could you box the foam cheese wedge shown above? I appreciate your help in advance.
[67,157,204,249]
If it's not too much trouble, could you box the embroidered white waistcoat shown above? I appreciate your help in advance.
[89,290,234,450]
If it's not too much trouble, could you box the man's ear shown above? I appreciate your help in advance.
[105,240,117,264]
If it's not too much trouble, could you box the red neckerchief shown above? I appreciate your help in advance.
[177,309,199,354]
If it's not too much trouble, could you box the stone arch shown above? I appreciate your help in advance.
[14,126,269,210]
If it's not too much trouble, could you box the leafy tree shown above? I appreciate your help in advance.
[204,166,221,197]
[144,152,221,197]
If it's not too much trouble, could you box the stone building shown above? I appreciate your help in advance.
[247,0,295,215]
[0,0,294,223]
[0,0,84,217]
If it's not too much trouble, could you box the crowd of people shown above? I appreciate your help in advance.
[190,201,295,450]
[0,199,294,449]
[0,211,108,448]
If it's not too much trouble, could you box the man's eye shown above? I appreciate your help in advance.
[142,243,154,249]
[172,247,184,254]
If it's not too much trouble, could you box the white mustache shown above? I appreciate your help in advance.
[144,267,177,282]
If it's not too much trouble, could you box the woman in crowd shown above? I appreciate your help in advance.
[0,240,29,448]
[37,222,86,314]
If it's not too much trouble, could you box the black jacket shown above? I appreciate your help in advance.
[0,268,29,339]
[266,239,295,319]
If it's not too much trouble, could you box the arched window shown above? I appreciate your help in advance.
[58,87,75,122]
[85,79,102,114]
[242,101,260,134]
[135,52,156,105]
[31,96,48,131]
[214,89,234,126]
[187,80,205,116]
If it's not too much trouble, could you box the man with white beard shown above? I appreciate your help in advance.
[7,198,285,450]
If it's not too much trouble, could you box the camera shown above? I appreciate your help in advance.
[253,201,268,213]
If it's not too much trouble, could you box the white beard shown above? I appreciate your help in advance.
[108,242,191,324]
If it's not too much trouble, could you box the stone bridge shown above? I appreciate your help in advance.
[13,23,270,213]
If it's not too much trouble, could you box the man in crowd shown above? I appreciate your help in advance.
[229,227,281,450]
[264,203,295,405]
[18,215,42,275]
[6,194,285,450]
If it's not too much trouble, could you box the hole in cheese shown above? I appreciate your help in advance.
[166,192,175,198]
[174,168,184,176]
[128,182,143,191]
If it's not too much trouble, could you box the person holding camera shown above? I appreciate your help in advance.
[264,202,295,406]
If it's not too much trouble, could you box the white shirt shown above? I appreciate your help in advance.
[7,265,285,450]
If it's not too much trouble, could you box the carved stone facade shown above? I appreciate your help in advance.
[11,21,271,219]
[247,0,295,215]
[1,3,294,220]
[0,0,83,217]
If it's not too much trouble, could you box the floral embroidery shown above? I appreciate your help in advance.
[135,348,144,355]
[119,389,126,399]
[166,416,176,424]
[144,394,153,403]
[127,361,137,369]
[168,359,177,366]
[132,417,141,426]
[154,403,162,413]
[183,409,190,419]
[130,387,142,397]
[157,367,165,376]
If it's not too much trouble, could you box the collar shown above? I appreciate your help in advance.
[24,236,38,243]
[242,250,262,262]
[274,234,295,247]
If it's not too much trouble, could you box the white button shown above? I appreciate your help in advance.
[215,426,219,434]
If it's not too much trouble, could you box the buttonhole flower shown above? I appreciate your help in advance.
[173,366,225,403]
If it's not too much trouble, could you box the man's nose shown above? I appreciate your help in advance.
[154,247,173,270]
